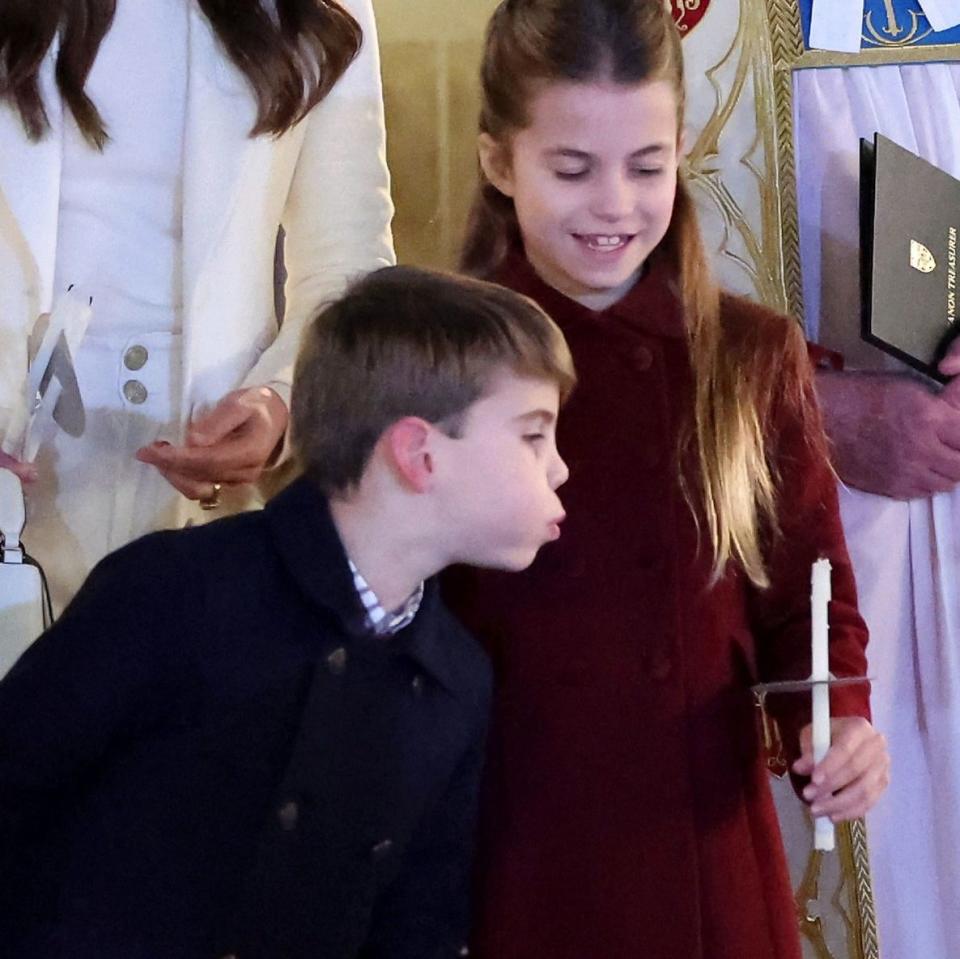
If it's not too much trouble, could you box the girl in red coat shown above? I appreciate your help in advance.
[446,2,891,957]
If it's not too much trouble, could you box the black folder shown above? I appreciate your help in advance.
[860,133,960,381]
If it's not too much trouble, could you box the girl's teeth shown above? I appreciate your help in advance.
[585,235,626,250]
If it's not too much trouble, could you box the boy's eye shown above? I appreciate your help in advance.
[631,166,664,178]
[523,432,546,444]
[554,169,589,181]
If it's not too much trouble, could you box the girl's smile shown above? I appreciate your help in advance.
[573,233,636,254]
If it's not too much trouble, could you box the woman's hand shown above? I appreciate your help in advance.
[793,716,890,822]
[136,386,288,502]
[0,450,37,483]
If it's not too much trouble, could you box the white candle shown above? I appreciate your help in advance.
[811,558,835,851]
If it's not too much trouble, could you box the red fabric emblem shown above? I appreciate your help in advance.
[671,0,711,36]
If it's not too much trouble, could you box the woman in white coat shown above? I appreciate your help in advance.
[0,0,394,613]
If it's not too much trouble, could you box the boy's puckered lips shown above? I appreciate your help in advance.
[547,512,566,540]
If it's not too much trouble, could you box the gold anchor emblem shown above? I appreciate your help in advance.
[882,0,901,36]
[864,0,933,46]
[910,239,937,273]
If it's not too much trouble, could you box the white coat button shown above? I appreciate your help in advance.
[123,345,149,370]
[122,380,148,405]
[327,647,348,675]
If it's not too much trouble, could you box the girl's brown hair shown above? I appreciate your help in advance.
[463,0,814,588]
[0,0,362,149]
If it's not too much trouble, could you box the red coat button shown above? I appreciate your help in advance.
[649,654,673,681]
[632,345,654,371]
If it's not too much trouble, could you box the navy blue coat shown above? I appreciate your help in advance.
[0,477,492,959]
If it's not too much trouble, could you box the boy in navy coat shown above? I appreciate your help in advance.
[0,266,573,959]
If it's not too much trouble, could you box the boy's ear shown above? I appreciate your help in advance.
[383,417,435,493]
[478,133,515,198]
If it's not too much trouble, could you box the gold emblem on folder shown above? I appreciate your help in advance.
[910,239,936,273]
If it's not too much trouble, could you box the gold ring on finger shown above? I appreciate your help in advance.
[199,482,222,511]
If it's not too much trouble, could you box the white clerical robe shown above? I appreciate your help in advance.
[795,62,960,959]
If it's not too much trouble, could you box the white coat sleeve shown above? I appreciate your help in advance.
[243,0,396,406]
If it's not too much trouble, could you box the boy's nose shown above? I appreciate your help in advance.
[549,452,570,490]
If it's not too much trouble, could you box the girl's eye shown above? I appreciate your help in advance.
[631,167,664,178]
[554,169,589,181]
[524,432,546,445]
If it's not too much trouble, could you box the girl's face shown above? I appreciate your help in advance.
[482,79,680,311]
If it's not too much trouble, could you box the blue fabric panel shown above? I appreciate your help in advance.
[798,0,960,49]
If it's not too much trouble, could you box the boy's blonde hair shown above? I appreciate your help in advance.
[291,265,575,494]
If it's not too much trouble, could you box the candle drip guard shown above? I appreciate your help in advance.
[751,676,873,778]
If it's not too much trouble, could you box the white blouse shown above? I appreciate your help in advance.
[53,0,189,336]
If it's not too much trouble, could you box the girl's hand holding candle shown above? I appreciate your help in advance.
[801,558,889,834]
[793,717,890,822]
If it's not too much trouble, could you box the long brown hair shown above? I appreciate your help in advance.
[0,0,362,149]
[463,0,811,588]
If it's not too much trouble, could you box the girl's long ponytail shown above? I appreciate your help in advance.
[460,181,520,278]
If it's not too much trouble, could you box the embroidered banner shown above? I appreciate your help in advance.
[670,0,711,36]
[803,0,960,51]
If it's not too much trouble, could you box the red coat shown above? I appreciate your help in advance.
[445,252,870,959]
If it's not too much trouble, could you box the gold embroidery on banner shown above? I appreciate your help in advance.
[684,0,792,312]
[881,0,903,36]
[794,42,960,68]
[844,820,881,959]
[793,820,879,959]
[864,6,932,47]
[671,0,714,37]
[796,846,833,959]
[672,0,704,32]
[787,814,878,959]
